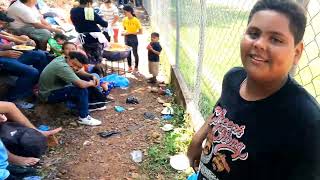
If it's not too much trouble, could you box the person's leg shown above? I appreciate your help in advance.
[0,58,39,101]
[113,29,119,43]
[0,101,62,136]
[83,43,104,64]
[18,27,51,51]
[132,42,139,69]
[47,86,89,118]
[17,50,49,73]
[124,36,133,68]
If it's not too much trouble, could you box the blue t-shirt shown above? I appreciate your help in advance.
[0,140,9,180]
[148,42,162,62]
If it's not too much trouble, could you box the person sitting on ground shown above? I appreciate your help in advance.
[39,51,107,126]
[0,101,62,166]
[0,31,36,47]
[0,12,49,107]
[187,0,320,179]
[48,33,68,57]
[147,32,162,84]
[70,0,109,65]
[0,139,9,179]
[62,41,114,100]
[7,0,63,50]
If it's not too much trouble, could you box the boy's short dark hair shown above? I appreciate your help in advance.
[79,0,93,5]
[62,42,77,50]
[248,0,306,45]
[54,33,68,41]
[151,32,160,38]
[69,51,89,64]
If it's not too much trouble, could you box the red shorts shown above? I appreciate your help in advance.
[113,28,119,39]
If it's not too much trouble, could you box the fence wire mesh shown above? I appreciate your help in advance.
[143,0,320,118]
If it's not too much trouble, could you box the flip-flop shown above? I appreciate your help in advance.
[97,131,121,138]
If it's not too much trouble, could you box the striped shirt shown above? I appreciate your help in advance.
[100,4,119,28]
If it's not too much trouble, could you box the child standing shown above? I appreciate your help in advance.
[187,0,320,180]
[100,0,120,43]
[121,5,142,73]
[147,32,162,84]
[48,33,68,57]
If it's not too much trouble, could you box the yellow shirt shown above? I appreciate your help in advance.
[122,17,142,34]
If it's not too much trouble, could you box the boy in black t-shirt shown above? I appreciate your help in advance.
[187,0,320,180]
[147,32,162,84]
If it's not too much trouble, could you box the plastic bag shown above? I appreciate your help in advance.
[100,74,130,88]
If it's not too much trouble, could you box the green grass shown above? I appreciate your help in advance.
[156,2,320,116]
[141,105,194,179]
[176,3,320,116]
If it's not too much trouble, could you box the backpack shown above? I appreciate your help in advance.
[0,122,47,158]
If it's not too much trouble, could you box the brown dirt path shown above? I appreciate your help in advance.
[41,76,168,179]
[35,7,168,180]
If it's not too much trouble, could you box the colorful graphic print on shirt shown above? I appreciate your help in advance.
[200,106,248,178]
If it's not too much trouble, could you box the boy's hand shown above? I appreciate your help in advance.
[25,40,36,47]
[0,114,7,123]
[92,75,100,87]
[89,80,96,87]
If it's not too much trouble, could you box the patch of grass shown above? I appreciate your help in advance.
[141,105,194,179]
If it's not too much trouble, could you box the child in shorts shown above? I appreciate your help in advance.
[147,32,162,84]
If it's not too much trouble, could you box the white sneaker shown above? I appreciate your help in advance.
[89,105,107,112]
[78,115,102,126]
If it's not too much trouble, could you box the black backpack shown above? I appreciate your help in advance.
[0,122,47,158]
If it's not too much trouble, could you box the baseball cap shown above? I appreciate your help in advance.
[0,12,14,23]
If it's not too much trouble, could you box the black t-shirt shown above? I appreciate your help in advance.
[148,42,162,62]
[198,67,320,180]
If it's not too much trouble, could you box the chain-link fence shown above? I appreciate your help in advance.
[143,0,320,118]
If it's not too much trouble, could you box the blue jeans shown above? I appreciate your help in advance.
[0,50,48,101]
[47,86,89,118]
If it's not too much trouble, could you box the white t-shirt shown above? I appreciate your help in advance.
[7,0,41,29]
[100,4,119,28]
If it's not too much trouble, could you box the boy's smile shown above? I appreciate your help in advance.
[240,10,303,83]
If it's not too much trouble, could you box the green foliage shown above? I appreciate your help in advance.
[141,104,194,179]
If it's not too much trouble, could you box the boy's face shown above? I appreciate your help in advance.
[56,38,65,45]
[151,36,159,42]
[63,44,77,57]
[67,57,83,72]
[105,2,111,8]
[240,10,303,82]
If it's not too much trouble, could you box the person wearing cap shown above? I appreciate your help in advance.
[0,12,49,105]
[7,0,63,50]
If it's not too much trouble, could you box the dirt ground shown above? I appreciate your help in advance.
[23,7,167,180]
[33,75,170,179]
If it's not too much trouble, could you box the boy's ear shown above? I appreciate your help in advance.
[293,42,304,65]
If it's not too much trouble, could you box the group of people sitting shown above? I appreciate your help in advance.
[0,0,142,178]
[0,0,141,124]
[0,0,165,178]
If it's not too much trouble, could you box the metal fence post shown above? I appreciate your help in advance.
[175,0,180,66]
[194,0,206,106]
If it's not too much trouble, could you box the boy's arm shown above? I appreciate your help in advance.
[0,34,24,45]
[72,79,96,89]
[76,69,99,87]
[149,48,161,55]
[187,114,214,171]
